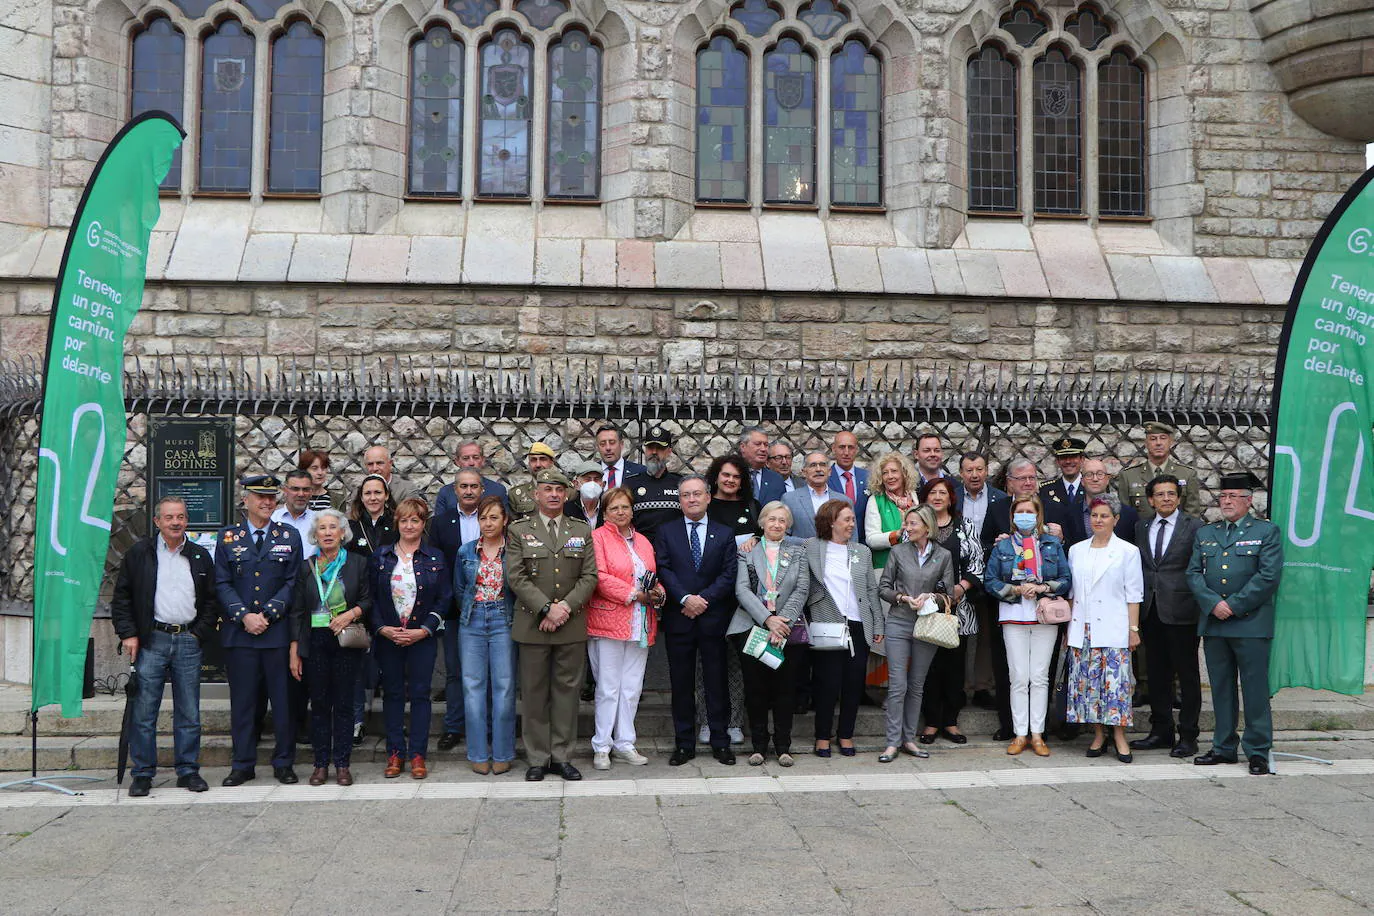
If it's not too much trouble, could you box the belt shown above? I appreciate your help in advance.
[153,621,193,634]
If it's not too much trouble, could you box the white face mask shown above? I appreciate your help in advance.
[580,481,604,502]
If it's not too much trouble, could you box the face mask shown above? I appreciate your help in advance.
[1013,512,1037,533]
[580,481,604,502]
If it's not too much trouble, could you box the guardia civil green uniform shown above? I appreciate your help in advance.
[1185,489,1283,766]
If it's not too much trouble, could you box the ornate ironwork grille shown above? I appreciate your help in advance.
[0,355,1273,606]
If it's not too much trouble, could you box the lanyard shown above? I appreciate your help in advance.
[312,554,345,616]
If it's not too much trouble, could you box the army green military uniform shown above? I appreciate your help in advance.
[1186,513,1283,763]
[507,481,536,522]
[505,502,599,768]
[1117,457,1204,521]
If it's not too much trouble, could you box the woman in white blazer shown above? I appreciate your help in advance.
[1066,495,1143,764]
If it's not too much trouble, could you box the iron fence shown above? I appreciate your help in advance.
[0,354,1275,604]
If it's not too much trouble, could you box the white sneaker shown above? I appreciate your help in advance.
[698,725,710,744]
[728,727,745,746]
[611,747,649,766]
[592,751,611,771]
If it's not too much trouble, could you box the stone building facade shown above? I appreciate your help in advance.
[0,0,1370,376]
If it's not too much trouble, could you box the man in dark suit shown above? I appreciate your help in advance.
[1075,458,1140,544]
[434,440,507,515]
[596,425,646,490]
[829,431,869,524]
[654,474,740,766]
[111,496,219,796]
[953,450,1006,710]
[913,432,951,489]
[769,442,803,493]
[739,426,786,506]
[1130,474,1205,758]
[215,474,303,787]
[1039,437,1088,545]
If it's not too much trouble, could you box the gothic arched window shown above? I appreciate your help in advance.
[830,39,881,207]
[409,25,465,197]
[267,20,325,195]
[130,16,185,191]
[696,34,750,204]
[478,29,534,197]
[199,18,255,193]
[546,29,601,199]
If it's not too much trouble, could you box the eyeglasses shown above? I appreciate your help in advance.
[804,460,829,468]
[1008,473,1037,482]
[1082,471,1109,479]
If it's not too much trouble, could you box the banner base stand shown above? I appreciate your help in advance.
[1268,750,1334,774]
[0,775,102,796]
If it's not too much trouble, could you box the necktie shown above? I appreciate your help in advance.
[752,470,762,494]
[689,522,702,570]
[254,529,265,551]
[843,470,855,502]
[548,517,559,541]
[1154,517,1168,564]
[606,465,616,488]
[1067,483,1077,504]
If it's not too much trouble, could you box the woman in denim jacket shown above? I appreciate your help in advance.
[984,494,1072,758]
[452,496,518,775]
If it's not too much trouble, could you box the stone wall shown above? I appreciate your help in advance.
[0,279,1285,373]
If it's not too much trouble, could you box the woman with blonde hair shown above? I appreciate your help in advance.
[863,451,919,571]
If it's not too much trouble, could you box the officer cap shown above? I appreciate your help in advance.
[535,468,571,488]
[240,474,281,494]
[643,425,673,447]
[527,442,557,459]
[1219,471,1264,491]
[1144,421,1176,436]
[1051,436,1086,457]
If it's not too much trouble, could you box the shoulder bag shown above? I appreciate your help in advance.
[1035,595,1072,625]
[912,594,959,649]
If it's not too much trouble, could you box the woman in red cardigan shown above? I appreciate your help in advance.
[587,486,665,771]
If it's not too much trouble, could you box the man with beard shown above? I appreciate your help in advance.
[624,426,683,539]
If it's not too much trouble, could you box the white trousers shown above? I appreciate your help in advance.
[588,636,649,753]
[1002,624,1058,737]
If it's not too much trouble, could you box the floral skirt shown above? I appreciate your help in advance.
[1065,625,1133,726]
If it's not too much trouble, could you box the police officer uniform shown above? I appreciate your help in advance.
[507,442,558,522]
[1185,472,1283,774]
[215,475,303,785]
[1117,422,1204,520]
[1039,436,1088,545]
[505,468,600,781]
[624,426,683,539]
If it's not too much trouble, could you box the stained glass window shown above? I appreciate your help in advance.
[798,0,848,40]
[762,38,815,204]
[1099,50,1146,217]
[830,40,880,207]
[446,0,498,28]
[547,30,601,199]
[516,0,568,30]
[409,26,463,197]
[696,35,749,203]
[967,45,1017,212]
[478,29,532,197]
[199,19,255,193]
[1032,47,1081,214]
[131,17,185,191]
[1066,6,1110,50]
[730,0,781,38]
[1000,2,1048,47]
[267,21,324,194]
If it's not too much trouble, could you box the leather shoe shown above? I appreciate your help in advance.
[176,773,209,793]
[410,755,427,779]
[549,761,582,781]
[1116,750,1133,764]
[1006,736,1028,755]
[525,765,546,781]
[1170,739,1199,758]
[1129,734,1174,751]
[221,769,255,787]
[274,766,298,785]
[669,747,695,767]
[1030,736,1051,757]
[712,747,737,766]
[384,754,403,778]
[1248,755,1271,775]
[437,732,462,752]
[992,728,1014,742]
[1194,750,1239,766]
[336,767,353,786]
[128,776,151,797]
[813,745,832,758]
[1085,743,1105,758]
[918,731,937,745]
[309,767,328,786]
[472,761,491,775]
[492,761,512,775]
[940,729,969,745]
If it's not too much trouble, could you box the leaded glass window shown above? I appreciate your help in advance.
[730,0,782,38]
[409,26,463,197]
[967,45,1017,213]
[1098,50,1146,216]
[798,0,848,40]
[1000,2,1048,47]
[446,0,498,28]
[267,20,323,194]
[1032,47,1081,214]
[199,19,255,193]
[1066,6,1110,51]
[830,40,880,207]
[547,30,600,199]
[762,39,815,204]
[516,0,568,30]
[478,29,533,197]
[131,17,185,191]
[696,35,749,203]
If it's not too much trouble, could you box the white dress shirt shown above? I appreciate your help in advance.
[603,458,627,489]
[154,535,197,625]
[1150,510,1178,557]
[824,542,860,622]
[807,485,831,516]
[456,506,480,545]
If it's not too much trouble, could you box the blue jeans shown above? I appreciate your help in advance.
[460,601,517,763]
[442,620,466,735]
[375,632,439,758]
[130,628,202,778]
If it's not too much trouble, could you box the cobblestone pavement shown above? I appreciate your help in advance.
[1,736,1372,915]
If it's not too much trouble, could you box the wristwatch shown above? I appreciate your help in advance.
[1129,626,1140,633]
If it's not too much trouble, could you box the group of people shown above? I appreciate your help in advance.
[110,420,1283,795]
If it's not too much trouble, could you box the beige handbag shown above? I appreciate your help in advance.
[912,594,959,649]
[336,620,372,650]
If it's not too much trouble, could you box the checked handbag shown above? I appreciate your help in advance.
[912,594,959,649]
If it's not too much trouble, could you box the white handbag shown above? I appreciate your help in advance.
[808,621,853,653]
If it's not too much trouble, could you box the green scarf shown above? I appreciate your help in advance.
[310,549,348,628]
[872,493,905,569]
